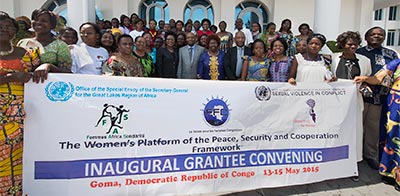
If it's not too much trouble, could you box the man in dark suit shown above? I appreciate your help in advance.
[177,32,204,79]
[224,31,252,80]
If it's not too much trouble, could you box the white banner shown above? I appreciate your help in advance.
[23,74,357,196]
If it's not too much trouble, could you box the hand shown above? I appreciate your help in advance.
[353,76,368,84]
[288,78,296,85]
[326,76,338,83]
[33,63,51,83]
[7,72,33,83]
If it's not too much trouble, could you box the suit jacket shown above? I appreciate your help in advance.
[224,46,252,80]
[156,47,179,78]
[177,44,204,79]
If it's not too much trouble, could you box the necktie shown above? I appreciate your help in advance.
[188,47,193,63]
[236,47,244,77]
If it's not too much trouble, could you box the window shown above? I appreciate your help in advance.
[235,1,268,31]
[184,0,214,24]
[140,0,169,24]
[42,0,104,23]
[374,9,382,20]
[388,6,397,21]
[387,30,395,46]
[398,30,400,46]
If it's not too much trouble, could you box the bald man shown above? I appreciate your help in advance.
[224,31,252,80]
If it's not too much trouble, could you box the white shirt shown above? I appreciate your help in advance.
[129,30,144,41]
[71,43,109,75]
[234,28,254,46]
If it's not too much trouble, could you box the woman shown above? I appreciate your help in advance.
[331,31,372,181]
[216,21,233,52]
[263,22,279,55]
[184,22,193,34]
[176,32,186,49]
[18,9,71,74]
[288,33,333,84]
[102,34,144,77]
[100,30,116,55]
[142,32,156,64]
[196,18,213,41]
[59,27,78,45]
[12,16,34,45]
[199,34,208,48]
[156,31,179,78]
[295,39,307,55]
[175,20,184,33]
[133,36,155,77]
[119,14,131,35]
[278,19,298,57]
[240,39,269,81]
[0,12,48,196]
[70,22,109,75]
[296,23,311,41]
[268,38,293,82]
[154,36,164,49]
[354,58,400,191]
[210,25,218,34]
[197,34,225,80]
[252,22,262,40]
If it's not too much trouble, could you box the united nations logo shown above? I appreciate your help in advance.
[202,97,230,127]
[255,86,271,101]
[45,81,74,102]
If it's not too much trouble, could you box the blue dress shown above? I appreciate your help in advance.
[197,51,225,80]
[379,58,400,187]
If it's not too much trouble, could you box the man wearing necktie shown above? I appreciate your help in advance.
[224,31,252,80]
[177,32,204,79]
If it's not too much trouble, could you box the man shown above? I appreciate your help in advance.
[224,31,252,80]
[177,32,204,79]
[356,26,398,170]
[233,18,253,46]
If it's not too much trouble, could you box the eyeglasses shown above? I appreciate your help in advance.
[80,32,96,37]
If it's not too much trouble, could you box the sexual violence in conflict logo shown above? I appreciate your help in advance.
[201,96,231,127]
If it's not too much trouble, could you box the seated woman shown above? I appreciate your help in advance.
[102,34,144,77]
[268,38,293,82]
[288,33,333,84]
[70,22,109,75]
[240,39,269,81]
[354,58,400,191]
[197,34,225,80]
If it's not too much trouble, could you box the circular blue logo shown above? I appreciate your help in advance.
[45,81,74,102]
[203,98,230,126]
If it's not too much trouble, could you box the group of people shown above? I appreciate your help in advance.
[1,7,400,195]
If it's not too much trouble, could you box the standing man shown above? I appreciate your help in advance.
[177,32,204,79]
[233,18,253,46]
[224,31,252,80]
[356,26,399,169]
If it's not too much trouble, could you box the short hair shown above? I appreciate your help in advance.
[201,18,211,26]
[253,22,262,33]
[176,20,184,27]
[31,9,57,29]
[307,33,327,46]
[79,22,101,35]
[266,22,276,30]
[336,31,362,50]
[210,25,218,32]
[149,19,157,25]
[117,34,133,44]
[164,31,177,41]
[364,26,386,40]
[271,38,288,53]
[0,11,18,30]
[251,39,267,54]
[59,27,78,38]
[176,32,186,40]
[134,18,144,25]
[298,23,310,32]
[206,34,221,48]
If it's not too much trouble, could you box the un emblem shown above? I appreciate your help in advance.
[255,86,271,101]
[45,81,74,102]
[202,97,230,127]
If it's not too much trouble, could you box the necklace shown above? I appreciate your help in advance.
[0,45,14,56]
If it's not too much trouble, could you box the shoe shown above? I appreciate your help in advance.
[382,176,395,185]
[395,183,400,192]
[351,176,360,182]
[365,158,379,170]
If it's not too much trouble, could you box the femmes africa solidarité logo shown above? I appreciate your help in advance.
[95,104,129,134]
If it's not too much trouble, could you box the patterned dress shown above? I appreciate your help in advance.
[102,55,144,77]
[278,33,298,57]
[197,51,225,80]
[0,59,26,196]
[379,58,400,187]
[268,56,293,82]
[17,38,71,71]
[244,56,270,81]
